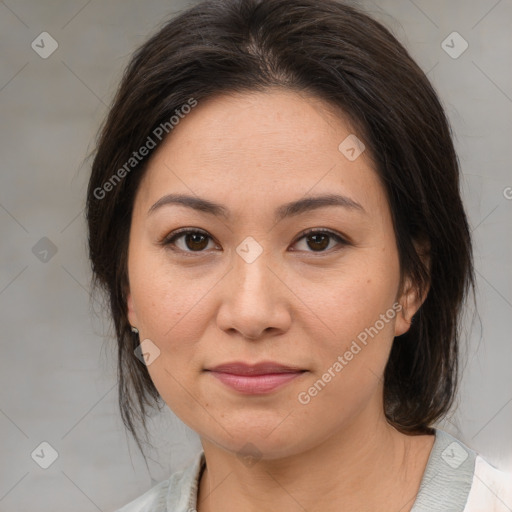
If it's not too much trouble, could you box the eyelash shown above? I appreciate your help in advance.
[160,227,350,256]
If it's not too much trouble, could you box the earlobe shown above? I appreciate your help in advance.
[394,305,413,337]
[394,276,427,337]
[395,238,431,337]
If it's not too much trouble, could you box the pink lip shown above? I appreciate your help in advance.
[208,371,304,394]
[206,361,306,394]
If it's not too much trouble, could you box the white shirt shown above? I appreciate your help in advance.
[115,429,512,511]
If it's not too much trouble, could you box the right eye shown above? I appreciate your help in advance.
[161,228,219,254]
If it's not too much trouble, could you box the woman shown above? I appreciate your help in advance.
[86,0,511,510]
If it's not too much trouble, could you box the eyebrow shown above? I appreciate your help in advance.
[147,193,365,221]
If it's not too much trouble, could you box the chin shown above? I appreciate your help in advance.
[197,414,311,460]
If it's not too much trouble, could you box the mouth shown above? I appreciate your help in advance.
[204,361,307,394]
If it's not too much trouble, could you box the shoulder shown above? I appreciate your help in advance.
[411,429,511,512]
[464,454,512,511]
[115,479,170,512]
[114,450,205,512]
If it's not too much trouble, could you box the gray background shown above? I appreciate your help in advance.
[0,0,511,511]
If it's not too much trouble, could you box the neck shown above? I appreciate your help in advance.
[196,403,435,512]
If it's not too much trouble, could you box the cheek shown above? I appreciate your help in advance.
[127,249,222,397]
[296,299,397,429]
[303,250,400,345]
[299,253,400,400]
[129,243,211,339]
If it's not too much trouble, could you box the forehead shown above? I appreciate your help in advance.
[136,89,384,215]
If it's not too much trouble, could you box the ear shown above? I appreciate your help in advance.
[394,239,430,337]
[394,277,424,336]
[126,291,139,330]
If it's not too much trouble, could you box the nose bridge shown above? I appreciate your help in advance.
[232,237,274,306]
[216,236,289,339]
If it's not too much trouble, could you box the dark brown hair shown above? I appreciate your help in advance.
[86,0,474,456]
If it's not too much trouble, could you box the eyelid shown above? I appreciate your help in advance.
[293,227,351,247]
[160,227,351,254]
[161,226,209,243]
[159,227,217,252]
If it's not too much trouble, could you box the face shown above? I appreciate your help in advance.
[126,89,420,459]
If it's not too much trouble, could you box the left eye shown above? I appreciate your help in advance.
[292,229,349,253]
[161,228,348,254]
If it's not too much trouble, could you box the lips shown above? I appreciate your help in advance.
[205,361,306,394]
[207,361,304,375]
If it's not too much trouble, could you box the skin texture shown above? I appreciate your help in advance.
[126,89,434,512]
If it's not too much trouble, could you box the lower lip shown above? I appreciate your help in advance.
[207,371,304,394]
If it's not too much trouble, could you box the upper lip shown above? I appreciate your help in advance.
[206,361,305,375]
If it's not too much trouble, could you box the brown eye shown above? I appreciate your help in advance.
[183,232,209,251]
[163,229,216,253]
[306,233,330,251]
[292,229,349,253]
[162,227,348,256]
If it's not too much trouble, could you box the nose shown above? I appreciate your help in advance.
[216,246,291,341]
